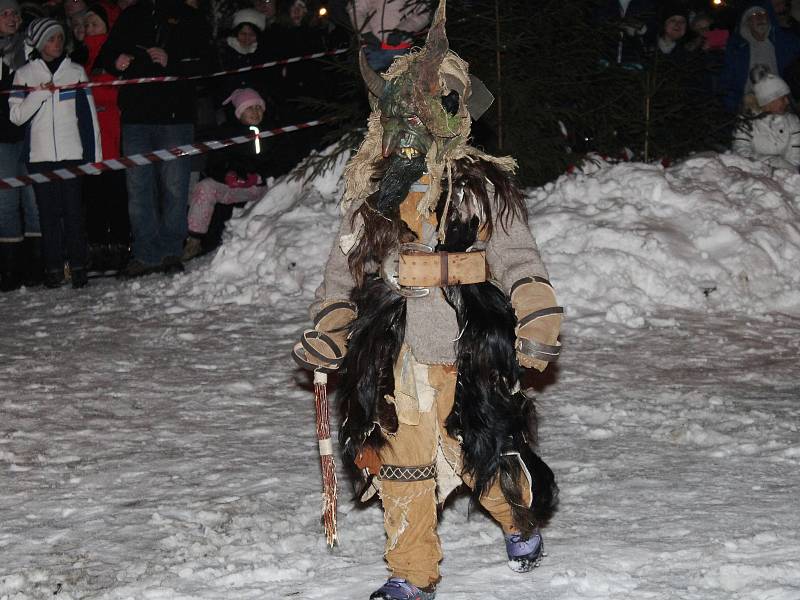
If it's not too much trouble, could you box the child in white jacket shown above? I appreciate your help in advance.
[9,18,101,288]
[731,68,800,172]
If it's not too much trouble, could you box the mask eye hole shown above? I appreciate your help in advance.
[441,90,460,116]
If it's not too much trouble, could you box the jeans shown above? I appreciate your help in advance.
[83,170,130,246]
[122,123,193,265]
[29,160,87,272]
[364,47,409,72]
[0,141,40,242]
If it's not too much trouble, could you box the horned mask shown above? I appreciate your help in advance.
[344,0,501,218]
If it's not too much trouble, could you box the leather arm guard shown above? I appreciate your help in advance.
[292,300,357,372]
[511,277,563,372]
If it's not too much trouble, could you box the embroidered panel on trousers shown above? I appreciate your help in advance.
[380,463,437,481]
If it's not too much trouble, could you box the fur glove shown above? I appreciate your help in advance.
[293,300,356,371]
[511,278,563,372]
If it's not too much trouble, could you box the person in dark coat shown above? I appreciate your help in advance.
[593,0,658,69]
[343,0,431,72]
[271,0,324,107]
[268,0,326,169]
[216,8,270,101]
[70,3,130,273]
[100,0,213,277]
[720,2,800,114]
[655,3,690,64]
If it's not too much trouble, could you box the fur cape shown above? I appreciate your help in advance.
[337,156,558,534]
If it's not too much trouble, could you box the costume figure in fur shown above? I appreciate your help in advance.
[295,2,562,597]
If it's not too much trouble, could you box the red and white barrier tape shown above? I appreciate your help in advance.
[0,118,328,190]
[1,47,350,95]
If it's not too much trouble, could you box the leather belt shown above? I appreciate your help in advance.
[397,249,488,288]
[381,243,488,297]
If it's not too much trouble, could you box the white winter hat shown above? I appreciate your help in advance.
[232,8,266,32]
[754,72,791,107]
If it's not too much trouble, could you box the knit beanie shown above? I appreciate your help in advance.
[85,4,110,31]
[223,87,266,119]
[754,72,790,106]
[0,0,20,15]
[26,17,64,52]
[660,1,688,22]
[232,8,266,32]
[69,8,87,24]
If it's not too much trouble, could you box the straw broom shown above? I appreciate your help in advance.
[313,370,337,547]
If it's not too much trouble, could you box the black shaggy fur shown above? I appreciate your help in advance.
[337,156,558,531]
[375,154,428,216]
[445,281,558,533]
[439,178,557,532]
[337,276,406,461]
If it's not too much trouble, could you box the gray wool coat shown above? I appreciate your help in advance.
[313,193,550,365]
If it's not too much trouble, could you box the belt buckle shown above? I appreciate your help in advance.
[381,242,433,298]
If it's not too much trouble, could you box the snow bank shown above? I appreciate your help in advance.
[168,147,349,309]
[172,150,800,325]
[534,153,800,325]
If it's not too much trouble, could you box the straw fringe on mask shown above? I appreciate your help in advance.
[343,112,384,213]
[343,109,518,226]
[342,0,518,238]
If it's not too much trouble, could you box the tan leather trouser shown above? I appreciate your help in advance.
[376,349,521,589]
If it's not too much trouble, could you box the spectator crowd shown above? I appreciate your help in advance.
[2,0,799,292]
[596,0,800,161]
[0,0,432,290]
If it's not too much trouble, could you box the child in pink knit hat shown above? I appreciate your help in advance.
[184,88,269,260]
[223,88,266,124]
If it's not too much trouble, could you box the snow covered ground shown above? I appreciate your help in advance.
[1,151,799,600]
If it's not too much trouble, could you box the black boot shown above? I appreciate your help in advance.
[22,236,44,287]
[71,267,88,289]
[44,269,66,288]
[87,243,109,274]
[0,241,24,292]
[182,234,203,261]
[108,243,130,272]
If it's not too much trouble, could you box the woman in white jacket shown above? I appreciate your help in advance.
[731,67,800,172]
[8,17,101,288]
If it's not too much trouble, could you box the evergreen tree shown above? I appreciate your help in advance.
[446,0,733,183]
[302,0,733,185]
[446,0,608,184]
